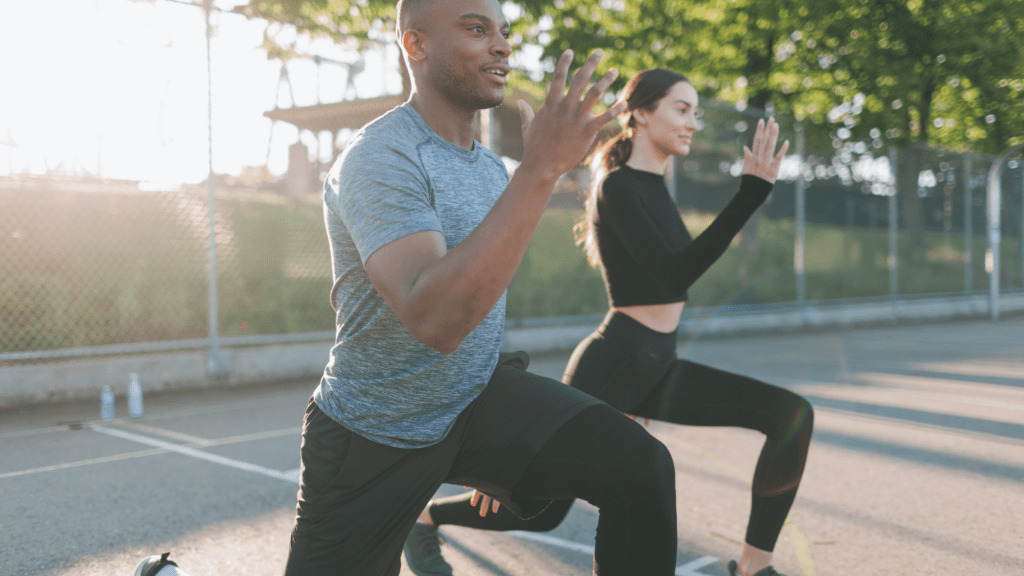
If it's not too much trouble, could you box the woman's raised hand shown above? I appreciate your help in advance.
[741,117,789,184]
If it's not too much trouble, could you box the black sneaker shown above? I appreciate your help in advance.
[403,523,453,576]
[728,559,786,576]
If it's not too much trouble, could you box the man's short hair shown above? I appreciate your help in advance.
[396,0,434,35]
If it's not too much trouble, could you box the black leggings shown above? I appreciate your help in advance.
[511,404,677,575]
[431,311,813,552]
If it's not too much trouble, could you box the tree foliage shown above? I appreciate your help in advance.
[234,0,1023,154]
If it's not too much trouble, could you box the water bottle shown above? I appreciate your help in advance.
[100,385,115,421]
[134,552,191,576]
[128,373,144,418]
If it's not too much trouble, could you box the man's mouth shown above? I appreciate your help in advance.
[483,64,510,78]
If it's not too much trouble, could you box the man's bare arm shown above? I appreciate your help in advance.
[366,50,625,354]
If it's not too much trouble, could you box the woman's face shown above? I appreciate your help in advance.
[634,80,700,157]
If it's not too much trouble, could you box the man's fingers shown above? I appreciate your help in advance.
[470,491,480,506]
[492,499,501,514]
[517,99,535,135]
[545,50,574,108]
[565,49,604,104]
[581,68,619,113]
[593,99,628,127]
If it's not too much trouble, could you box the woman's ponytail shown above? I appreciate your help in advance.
[574,127,634,267]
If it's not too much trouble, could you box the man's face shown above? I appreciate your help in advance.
[420,0,511,110]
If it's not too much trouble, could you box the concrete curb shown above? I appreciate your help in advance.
[2,293,1022,409]
[0,342,331,410]
[501,293,1024,353]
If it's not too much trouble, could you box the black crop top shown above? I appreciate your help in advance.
[594,165,773,306]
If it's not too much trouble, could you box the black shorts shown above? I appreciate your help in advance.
[285,352,602,576]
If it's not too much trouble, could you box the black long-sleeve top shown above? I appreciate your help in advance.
[594,165,773,306]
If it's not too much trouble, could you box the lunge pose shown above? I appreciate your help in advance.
[285,1,680,574]
[406,69,813,576]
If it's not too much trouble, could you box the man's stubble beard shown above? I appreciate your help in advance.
[432,53,504,110]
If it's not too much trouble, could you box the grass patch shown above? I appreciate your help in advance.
[2,187,1020,353]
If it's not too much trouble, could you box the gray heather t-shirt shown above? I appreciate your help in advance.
[313,104,510,449]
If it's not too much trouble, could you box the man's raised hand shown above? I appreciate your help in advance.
[517,49,627,181]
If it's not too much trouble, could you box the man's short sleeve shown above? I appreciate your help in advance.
[325,140,442,264]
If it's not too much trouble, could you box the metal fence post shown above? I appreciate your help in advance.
[987,159,1002,321]
[888,146,899,301]
[964,153,973,293]
[203,0,230,375]
[983,145,1024,319]
[794,121,806,306]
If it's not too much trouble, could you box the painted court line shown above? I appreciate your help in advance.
[675,556,718,576]
[506,531,718,575]
[506,531,594,555]
[93,426,720,573]
[12,423,768,576]
[1,425,300,481]
[0,447,168,480]
[91,425,296,483]
[117,420,212,445]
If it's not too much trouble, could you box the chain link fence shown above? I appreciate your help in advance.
[667,101,1023,310]
[0,177,335,364]
[2,7,1022,367]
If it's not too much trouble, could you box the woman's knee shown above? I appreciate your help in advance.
[790,393,814,439]
[771,388,814,440]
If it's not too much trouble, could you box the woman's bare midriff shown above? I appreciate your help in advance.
[614,302,685,334]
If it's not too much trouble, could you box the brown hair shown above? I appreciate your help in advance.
[574,68,691,267]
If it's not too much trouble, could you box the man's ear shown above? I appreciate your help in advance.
[402,29,426,62]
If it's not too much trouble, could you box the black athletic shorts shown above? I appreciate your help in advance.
[284,351,602,576]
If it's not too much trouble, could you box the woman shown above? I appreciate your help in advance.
[406,68,813,576]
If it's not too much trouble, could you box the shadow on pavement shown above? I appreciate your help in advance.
[804,395,1024,442]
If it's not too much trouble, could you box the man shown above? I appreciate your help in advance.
[284,0,679,574]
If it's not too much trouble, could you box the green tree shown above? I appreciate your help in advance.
[235,0,1023,151]
[236,0,1023,251]
[784,0,1024,248]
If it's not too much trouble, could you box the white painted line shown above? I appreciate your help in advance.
[506,531,594,556]
[117,420,211,445]
[0,448,168,480]
[676,555,717,576]
[284,467,302,483]
[506,531,718,576]
[0,425,73,440]
[92,425,297,483]
[2,426,302,481]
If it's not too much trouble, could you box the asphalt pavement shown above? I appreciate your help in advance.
[2,316,1022,576]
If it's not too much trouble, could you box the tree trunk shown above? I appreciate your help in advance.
[897,144,927,251]
[738,31,775,255]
